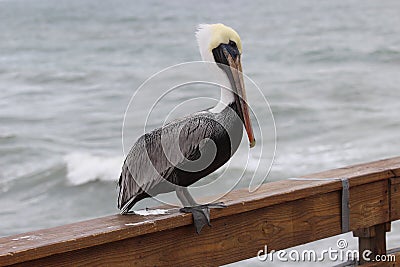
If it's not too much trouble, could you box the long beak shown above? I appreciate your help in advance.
[224,50,256,148]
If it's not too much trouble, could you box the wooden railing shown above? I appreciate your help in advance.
[1,157,400,266]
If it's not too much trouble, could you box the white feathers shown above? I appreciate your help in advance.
[208,87,236,113]
[195,24,215,62]
[195,23,242,61]
[196,24,237,113]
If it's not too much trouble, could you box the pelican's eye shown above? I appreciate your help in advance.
[229,40,237,48]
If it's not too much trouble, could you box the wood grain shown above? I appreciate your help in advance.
[349,180,389,230]
[390,177,400,221]
[354,223,389,265]
[0,156,400,266]
[7,192,343,267]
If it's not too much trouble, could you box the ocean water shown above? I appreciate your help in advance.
[1,0,400,265]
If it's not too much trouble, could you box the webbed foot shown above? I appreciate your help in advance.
[180,202,226,234]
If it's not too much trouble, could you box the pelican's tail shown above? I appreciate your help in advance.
[117,169,149,214]
[117,169,136,213]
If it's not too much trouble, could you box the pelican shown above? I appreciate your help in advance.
[118,23,255,233]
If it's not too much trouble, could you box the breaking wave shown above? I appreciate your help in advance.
[64,152,124,185]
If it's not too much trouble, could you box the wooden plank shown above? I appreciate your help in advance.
[0,179,340,266]
[349,180,389,230]
[3,179,392,267]
[390,178,400,221]
[362,260,397,267]
[390,176,400,185]
[392,167,400,177]
[389,251,400,266]
[357,250,398,267]
[354,223,389,265]
[0,156,399,266]
[6,191,344,267]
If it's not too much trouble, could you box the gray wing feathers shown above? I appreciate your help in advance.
[117,114,215,212]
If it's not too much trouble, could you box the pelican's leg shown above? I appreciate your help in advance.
[175,187,226,234]
[176,187,198,206]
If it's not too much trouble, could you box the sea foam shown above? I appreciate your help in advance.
[64,152,123,185]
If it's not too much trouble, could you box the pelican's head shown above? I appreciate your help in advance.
[196,23,255,148]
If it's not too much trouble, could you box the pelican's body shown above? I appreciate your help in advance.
[118,102,243,211]
[118,24,255,233]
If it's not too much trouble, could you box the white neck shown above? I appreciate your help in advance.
[209,69,235,113]
[209,87,235,113]
[196,25,236,114]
